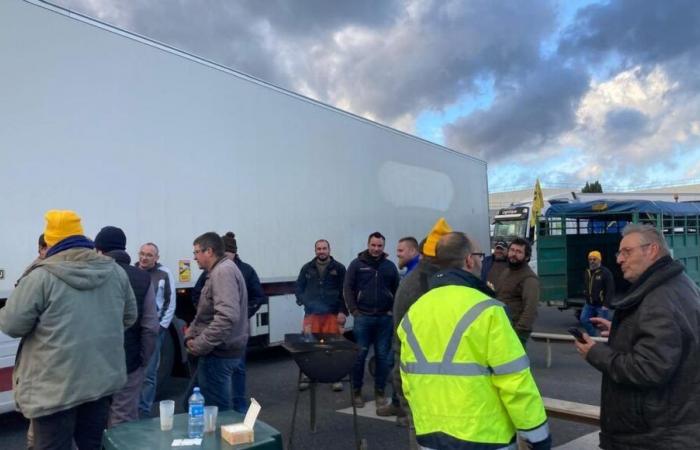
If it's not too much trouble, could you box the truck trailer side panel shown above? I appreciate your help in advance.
[1,0,488,294]
[0,0,489,413]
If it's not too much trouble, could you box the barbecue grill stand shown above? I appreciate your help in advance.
[283,333,366,450]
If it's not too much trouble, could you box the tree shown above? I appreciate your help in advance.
[582,180,603,193]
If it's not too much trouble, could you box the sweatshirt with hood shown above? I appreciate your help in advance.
[0,247,137,419]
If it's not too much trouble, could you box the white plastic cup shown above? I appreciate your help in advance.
[204,406,218,433]
[159,400,175,431]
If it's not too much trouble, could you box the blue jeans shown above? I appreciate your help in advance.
[352,314,392,393]
[197,355,240,410]
[232,354,248,413]
[580,304,609,337]
[139,329,165,416]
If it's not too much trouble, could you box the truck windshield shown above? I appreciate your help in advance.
[493,219,528,240]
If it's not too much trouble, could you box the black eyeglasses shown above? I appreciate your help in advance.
[615,243,651,258]
[470,252,486,260]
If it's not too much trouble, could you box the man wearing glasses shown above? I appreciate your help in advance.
[186,232,249,409]
[496,237,540,347]
[398,232,551,450]
[575,224,700,449]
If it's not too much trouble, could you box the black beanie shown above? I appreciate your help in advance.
[95,226,127,252]
[222,232,237,253]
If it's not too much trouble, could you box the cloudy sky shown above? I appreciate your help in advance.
[53,0,700,192]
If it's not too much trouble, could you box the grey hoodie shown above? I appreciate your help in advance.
[0,248,137,418]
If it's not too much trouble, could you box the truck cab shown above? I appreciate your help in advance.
[492,206,532,245]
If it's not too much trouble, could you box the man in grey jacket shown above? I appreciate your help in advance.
[575,224,700,449]
[186,232,249,410]
[0,210,137,450]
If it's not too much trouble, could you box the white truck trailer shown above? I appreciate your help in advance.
[0,0,489,413]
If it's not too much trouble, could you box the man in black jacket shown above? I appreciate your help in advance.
[580,250,614,336]
[95,226,159,426]
[295,239,347,391]
[575,224,700,449]
[295,239,347,331]
[344,231,400,408]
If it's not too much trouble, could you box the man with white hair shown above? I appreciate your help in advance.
[575,223,700,449]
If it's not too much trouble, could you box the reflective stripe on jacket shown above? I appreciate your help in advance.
[398,283,548,448]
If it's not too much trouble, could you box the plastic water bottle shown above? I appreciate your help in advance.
[188,387,205,438]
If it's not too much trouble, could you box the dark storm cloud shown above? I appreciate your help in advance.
[560,0,700,65]
[52,0,555,126]
[306,0,556,121]
[444,63,589,160]
[50,0,700,181]
[53,0,403,92]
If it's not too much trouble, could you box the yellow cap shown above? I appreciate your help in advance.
[423,217,452,257]
[44,210,84,246]
[588,250,602,261]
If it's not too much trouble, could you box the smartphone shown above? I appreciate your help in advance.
[567,327,586,343]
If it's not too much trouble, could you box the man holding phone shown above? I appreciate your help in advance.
[574,224,700,449]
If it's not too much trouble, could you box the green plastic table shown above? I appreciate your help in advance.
[102,410,283,450]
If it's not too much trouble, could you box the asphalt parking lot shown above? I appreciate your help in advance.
[0,305,602,449]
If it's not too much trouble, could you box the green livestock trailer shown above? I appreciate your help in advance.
[537,199,700,311]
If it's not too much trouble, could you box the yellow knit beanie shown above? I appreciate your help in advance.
[588,250,602,261]
[44,210,84,246]
[423,217,453,257]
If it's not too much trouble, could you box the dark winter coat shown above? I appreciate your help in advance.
[106,250,159,373]
[295,257,347,315]
[344,250,399,315]
[393,259,440,335]
[231,254,266,318]
[586,256,700,449]
[584,265,615,307]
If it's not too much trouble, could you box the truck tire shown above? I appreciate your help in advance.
[157,330,175,389]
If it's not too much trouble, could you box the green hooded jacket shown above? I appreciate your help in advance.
[0,248,137,418]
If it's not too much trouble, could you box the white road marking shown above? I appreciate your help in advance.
[336,400,396,423]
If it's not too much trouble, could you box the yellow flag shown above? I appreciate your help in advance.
[530,179,544,227]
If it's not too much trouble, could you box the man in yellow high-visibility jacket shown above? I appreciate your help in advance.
[398,232,551,450]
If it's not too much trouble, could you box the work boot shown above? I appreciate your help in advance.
[396,414,409,427]
[331,382,343,392]
[352,390,365,408]
[376,402,401,416]
[374,389,387,407]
